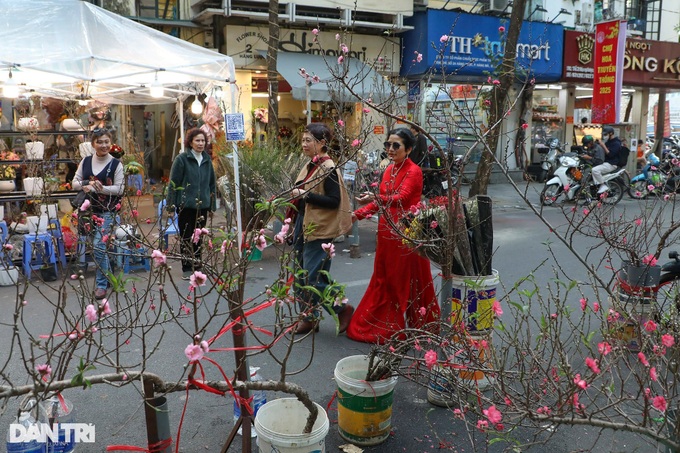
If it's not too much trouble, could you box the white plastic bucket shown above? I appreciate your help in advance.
[40,203,58,219]
[17,117,39,131]
[254,398,329,453]
[0,267,19,286]
[61,118,84,131]
[25,141,44,160]
[450,270,500,332]
[26,216,40,234]
[334,355,398,446]
[23,177,44,197]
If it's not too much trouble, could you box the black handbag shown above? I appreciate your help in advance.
[71,191,88,209]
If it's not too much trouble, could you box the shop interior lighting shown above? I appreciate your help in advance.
[252,93,269,98]
[191,95,203,115]
[527,5,548,21]
[150,72,164,98]
[3,69,19,99]
[550,8,572,23]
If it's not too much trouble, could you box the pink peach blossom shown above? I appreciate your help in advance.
[644,319,658,332]
[85,304,98,323]
[185,344,204,362]
[151,249,167,266]
[483,405,502,424]
[662,334,675,347]
[424,349,437,369]
[638,352,650,367]
[585,357,600,374]
[36,364,52,378]
[190,271,207,287]
[653,395,667,412]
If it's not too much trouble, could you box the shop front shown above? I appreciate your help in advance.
[561,30,680,157]
[224,25,401,150]
[400,10,564,170]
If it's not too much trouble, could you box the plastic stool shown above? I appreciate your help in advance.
[0,221,9,263]
[22,233,58,280]
[0,221,8,243]
[114,240,150,273]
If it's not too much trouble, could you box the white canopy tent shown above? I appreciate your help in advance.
[0,0,245,248]
[0,0,236,105]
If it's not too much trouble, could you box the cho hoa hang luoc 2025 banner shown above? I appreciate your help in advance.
[592,20,626,124]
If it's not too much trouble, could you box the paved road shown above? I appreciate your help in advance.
[0,181,663,452]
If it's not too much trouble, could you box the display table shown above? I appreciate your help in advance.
[0,191,78,202]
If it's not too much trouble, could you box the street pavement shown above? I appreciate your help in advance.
[0,181,664,452]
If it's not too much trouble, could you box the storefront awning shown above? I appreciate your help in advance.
[274,51,394,103]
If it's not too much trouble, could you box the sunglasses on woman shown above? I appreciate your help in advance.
[383,141,402,150]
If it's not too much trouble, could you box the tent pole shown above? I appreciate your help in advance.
[231,82,244,255]
[306,83,311,125]
[178,99,186,154]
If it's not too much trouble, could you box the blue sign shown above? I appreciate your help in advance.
[401,11,564,82]
[225,113,246,141]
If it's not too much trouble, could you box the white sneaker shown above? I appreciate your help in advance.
[597,184,609,194]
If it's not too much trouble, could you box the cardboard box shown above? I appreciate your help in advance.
[124,194,156,222]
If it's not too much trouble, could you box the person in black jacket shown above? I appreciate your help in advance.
[409,125,428,167]
[592,125,621,194]
[166,128,217,279]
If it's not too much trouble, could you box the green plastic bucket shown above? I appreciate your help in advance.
[334,355,398,446]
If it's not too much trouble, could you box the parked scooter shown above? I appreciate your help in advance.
[537,138,564,183]
[423,149,462,198]
[540,151,626,206]
[629,150,680,198]
[647,251,680,319]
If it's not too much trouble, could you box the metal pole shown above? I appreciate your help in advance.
[230,82,244,254]
[306,83,312,125]
[178,99,186,155]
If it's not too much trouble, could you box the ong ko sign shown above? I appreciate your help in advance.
[563,30,680,89]
[400,11,564,82]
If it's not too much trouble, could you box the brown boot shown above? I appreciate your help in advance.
[295,319,320,335]
[337,304,354,334]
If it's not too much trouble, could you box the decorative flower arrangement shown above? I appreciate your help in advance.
[278,126,293,138]
[401,196,453,266]
[253,107,268,124]
[0,151,20,180]
[109,143,125,159]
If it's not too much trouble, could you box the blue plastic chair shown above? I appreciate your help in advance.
[157,199,178,251]
[114,239,150,273]
[22,233,58,280]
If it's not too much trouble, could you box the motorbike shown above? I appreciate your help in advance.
[646,251,680,320]
[629,150,680,199]
[423,149,463,198]
[537,138,564,183]
[540,151,626,206]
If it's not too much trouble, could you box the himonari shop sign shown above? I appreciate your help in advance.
[225,25,400,75]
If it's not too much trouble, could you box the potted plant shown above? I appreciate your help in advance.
[0,150,19,192]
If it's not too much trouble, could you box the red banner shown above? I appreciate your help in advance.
[592,20,626,124]
[653,101,672,138]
